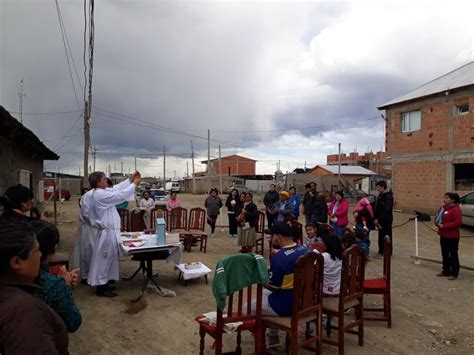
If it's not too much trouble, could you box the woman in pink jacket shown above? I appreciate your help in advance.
[435,192,462,280]
[328,191,349,237]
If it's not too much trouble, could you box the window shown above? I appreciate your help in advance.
[454,163,474,191]
[456,103,469,115]
[401,110,421,132]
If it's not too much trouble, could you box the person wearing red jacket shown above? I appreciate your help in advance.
[434,192,462,280]
[328,191,349,237]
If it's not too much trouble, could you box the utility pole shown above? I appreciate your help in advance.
[337,143,341,177]
[78,165,81,176]
[108,164,111,178]
[186,162,189,178]
[218,145,224,230]
[83,102,90,186]
[113,163,116,174]
[121,162,123,175]
[163,145,166,182]
[17,79,25,124]
[207,129,211,190]
[191,140,196,194]
[92,146,96,172]
[134,157,137,171]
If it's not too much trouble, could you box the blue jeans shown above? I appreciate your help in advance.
[332,223,346,238]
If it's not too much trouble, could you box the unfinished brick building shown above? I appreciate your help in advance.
[326,151,391,175]
[378,62,474,212]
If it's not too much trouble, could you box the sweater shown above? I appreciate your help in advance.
[435,204,462,238]
[0,277,69,355]
[205,196,223,216]
[328,199,349,227]
[212,253,268,310]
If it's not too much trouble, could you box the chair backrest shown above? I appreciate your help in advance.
[117,208,129,232]
[188,207,206,232]
[130,209,147,232]
[339,245,366,307]
[166,207,188,232]
[150,208,164,229]
[383,235,392,285]
[292,252,324,321]
[289,220,303,244]
[255,212,265,235]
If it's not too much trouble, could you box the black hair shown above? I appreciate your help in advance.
[305,183,311,189]
[80,188,90,195]
[376,180,387,189]
[305,223,316,229]
[229,188,239,196]
[0,184,34,213]
[209,188,219,195]
[89,171,105,189]
[0,219,36,275]
[321,234,343,260]
[341,229,357,249]
[445,192,460,204]
[289,186,296,193]
[316,223,333,238]
[28,219,60,262]
[245,192,253,199]
[334,190,344,198]
[106,178,113,187]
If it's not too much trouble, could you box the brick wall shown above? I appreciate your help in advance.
[326,151,391,175]
[210,155,256,176]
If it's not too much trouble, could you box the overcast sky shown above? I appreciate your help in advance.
[1,0,473,177]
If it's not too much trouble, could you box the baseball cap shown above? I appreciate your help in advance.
[264,221,292,237]
[280,191,289,198]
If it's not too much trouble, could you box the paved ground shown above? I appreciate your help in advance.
[47,193,474,354]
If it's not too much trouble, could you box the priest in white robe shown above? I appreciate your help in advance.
[87,171,140,297]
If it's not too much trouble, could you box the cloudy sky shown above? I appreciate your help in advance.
[1,0,473,177]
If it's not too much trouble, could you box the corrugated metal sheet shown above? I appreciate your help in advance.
[314,165,376,175]
[378,61,474,109]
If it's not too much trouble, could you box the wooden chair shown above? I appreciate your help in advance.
[150,208,164,229]
[183,207,207,253]
[363,236,392,328]
[323,245,366,355]
[195,254,266,355]
[166,207,188,233]
[255,212,265,256]
[130,209,147,232]
[262,252,324,354]
[117,208,130,232]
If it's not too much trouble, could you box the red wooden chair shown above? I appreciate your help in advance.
[195,254,266,355]
[183,207,207,253]
[150,208,164,229]
[262,252,324,354]
[117,208,130,232]
[323,245,366,355]
[166,207,188,233]
[364,236,392,328]
[130,209,147,232]
[255,212,265,256]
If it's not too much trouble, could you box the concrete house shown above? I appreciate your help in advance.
[378,62,474,211]
[0,106,59,202]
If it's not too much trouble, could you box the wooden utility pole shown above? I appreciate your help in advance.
[186,162,189,178]
[121,161,123,174]
[91,146,96,172]
[338,143,341,179]
[218,145,224,229]
[163,145,166,182]
[134,157,137,171]
[207,129,211,190]
[83,102,90,185]
[191,140,196,194]
[17,79,25,124]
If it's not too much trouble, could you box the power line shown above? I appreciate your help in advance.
[8,109,81,115]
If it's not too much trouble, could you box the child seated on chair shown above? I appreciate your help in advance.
[314,234,343,296]
[304,223,318,251]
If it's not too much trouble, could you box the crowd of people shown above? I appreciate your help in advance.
[0,174,464,353]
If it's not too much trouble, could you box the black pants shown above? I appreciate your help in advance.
[377,223,392,254]
[228,212,238,235]
[266,211,275,229]
[440,237,460,277]
[207,215,218,234]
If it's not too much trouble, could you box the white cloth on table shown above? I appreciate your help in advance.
[175,263,211,280]
[87,179,136,286]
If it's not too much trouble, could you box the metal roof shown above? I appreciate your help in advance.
[378,61,474,109]
[313,165,376,175]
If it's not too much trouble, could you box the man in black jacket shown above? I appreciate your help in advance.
[374,180,394,258]
[302,182,317,225]
[264,184,279,229]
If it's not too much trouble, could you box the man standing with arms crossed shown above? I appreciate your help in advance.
[374,180,394,258]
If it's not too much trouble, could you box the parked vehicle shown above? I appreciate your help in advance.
[165,181,180,192]
[44,186,71,201]
[460,191,474,227]
[152,189,168,207]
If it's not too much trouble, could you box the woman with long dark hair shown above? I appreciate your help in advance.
[225,189,240,238]
[0,220,69,354]
[435,192,462,280]
[0,184,35,220]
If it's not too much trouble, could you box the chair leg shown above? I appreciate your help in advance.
[357,303,364,346]
[290,327,298,355]
[236,331,242,355]
[285,332,290,353]
[326,315,332,338]
[337,314,345,355]
[199,327,205,355]
[317,314,323,355]
[386,291,392,328]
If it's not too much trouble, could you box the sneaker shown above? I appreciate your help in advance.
[265,334,280,348]
[373,253,384,259]
[436,272,449,277]
[211,234,215,239]
[447,276,457,280]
